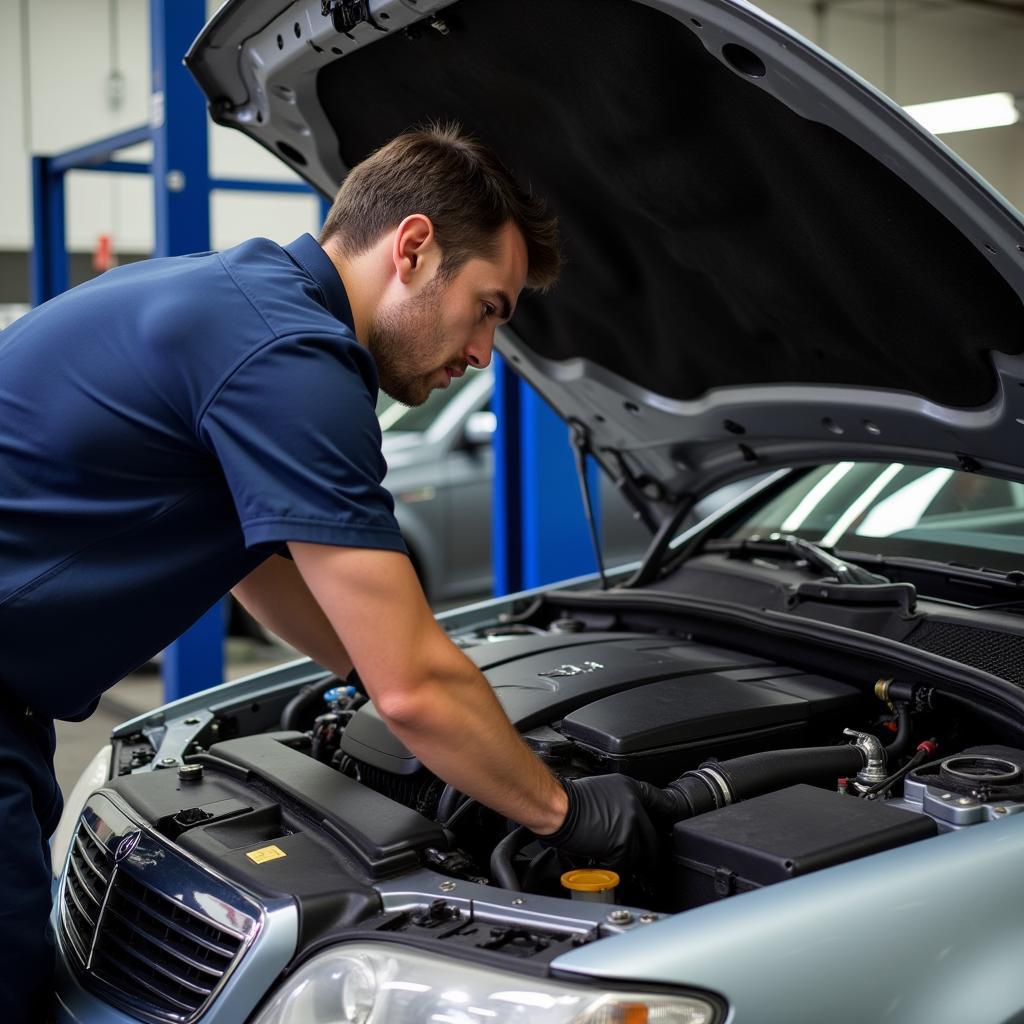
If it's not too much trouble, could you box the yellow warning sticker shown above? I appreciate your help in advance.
[246,845,287,864]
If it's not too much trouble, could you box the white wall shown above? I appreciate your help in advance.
[2,0,1024,261]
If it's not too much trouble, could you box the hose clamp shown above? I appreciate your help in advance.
[844,728,888,787]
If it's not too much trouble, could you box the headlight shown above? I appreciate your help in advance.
[51,744,111,877]
[251,942,717,1024]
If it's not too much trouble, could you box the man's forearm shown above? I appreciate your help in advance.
[374,635,568,833]
[287,542,568,835]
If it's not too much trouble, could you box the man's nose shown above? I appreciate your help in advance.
[464,333,494,370]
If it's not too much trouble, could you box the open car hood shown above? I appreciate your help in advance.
[188,0,1024,527]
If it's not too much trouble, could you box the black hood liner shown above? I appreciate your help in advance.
[318,0,1024,408]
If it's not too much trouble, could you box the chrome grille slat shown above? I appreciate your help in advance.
[63,871,98,929]
[98,929,216,998]
[60,900,92,966]
[59,813,252,1024]
[73,833,111,890]
[110,882,240,959]
[67,850,104,910]
[78,818,112,873]
[92,956,201,1015]
[103,905,227,979]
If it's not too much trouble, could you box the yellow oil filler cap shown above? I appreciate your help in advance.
[560,868,620,903]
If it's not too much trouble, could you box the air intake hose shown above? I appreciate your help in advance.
[646,744,866,823]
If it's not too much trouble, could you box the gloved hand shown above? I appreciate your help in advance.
[538,774,661,869]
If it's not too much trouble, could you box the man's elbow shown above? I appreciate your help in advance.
[367,638,471,729]
[373,678,434,729]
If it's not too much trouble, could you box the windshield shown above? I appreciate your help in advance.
[728,462,1024,571]
[376,370,477,433]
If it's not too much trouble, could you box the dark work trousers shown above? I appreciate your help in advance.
[0,697,63,1023]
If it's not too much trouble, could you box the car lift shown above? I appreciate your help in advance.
[30,0,599,702]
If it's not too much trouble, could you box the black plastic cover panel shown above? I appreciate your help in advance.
[104,767,383,948]
[561,670,859,754]
[672,783,937,905]
[340,636,770,775]
[208,735,446,875]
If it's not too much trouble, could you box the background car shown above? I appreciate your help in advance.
[377,367,740,602]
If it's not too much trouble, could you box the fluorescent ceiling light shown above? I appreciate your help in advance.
[903,92,1020,135]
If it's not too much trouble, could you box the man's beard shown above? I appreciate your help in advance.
[366,277,450,407]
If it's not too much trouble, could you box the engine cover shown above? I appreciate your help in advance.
[339,633,858,776]
[560,668,860,779]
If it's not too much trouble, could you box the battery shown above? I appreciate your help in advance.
[671,783,936,909]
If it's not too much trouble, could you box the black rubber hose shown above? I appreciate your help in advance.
[656,744,866,823]
[280,680,334,732]
[444,798,479,830]
[490,826,529,890]
[437,784,464,823]
[885,703,912,759]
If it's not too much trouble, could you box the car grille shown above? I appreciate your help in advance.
[60,815,248,1024]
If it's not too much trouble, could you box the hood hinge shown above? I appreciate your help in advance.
[321,0,371,31]
[601,448,662,534]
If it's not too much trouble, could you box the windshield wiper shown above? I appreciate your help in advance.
[712,534,891,586]
[780,535,891,586]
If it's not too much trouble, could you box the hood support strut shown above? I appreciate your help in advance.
[570,419,608,589]
[626,497,696,588]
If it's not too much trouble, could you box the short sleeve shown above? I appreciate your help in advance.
[198,332,407,555]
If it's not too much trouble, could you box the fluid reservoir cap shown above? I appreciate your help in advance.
[324,685,357,704]
[561,868,620,893]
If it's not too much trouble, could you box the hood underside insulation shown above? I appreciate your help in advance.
[317,0,1024,408]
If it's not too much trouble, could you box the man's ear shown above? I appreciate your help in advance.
[392,214,437,285]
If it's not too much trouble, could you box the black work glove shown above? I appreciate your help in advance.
[538,775,661,869]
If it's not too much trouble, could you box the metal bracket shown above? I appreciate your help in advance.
[321,0,372,31]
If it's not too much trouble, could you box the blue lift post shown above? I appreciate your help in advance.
[150,0,221,702]
[30,0,328,701]
[492,353,602,596]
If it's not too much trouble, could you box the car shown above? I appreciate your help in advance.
[51,0,1024,1022]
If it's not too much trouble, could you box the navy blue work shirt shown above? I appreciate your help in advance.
[0,234,406,720]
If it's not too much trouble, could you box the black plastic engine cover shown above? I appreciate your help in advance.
[560,669,860,778]
[339,634,771,775]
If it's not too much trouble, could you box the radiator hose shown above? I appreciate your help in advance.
[645,744,867,823]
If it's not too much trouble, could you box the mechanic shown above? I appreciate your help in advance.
[0,124,659,1021]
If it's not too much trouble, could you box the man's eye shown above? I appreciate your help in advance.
[483,303,496,319]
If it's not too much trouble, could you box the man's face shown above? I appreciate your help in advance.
[367,221,529,407]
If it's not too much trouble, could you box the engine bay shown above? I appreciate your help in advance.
[102,590,1024,961]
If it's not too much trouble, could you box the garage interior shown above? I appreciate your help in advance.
[5,0,1024,791]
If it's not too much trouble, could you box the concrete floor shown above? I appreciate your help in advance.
[54,639,295,793]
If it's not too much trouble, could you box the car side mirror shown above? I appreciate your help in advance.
[463,411,497,447]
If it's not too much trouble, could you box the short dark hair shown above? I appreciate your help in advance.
[318,123,561,292]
